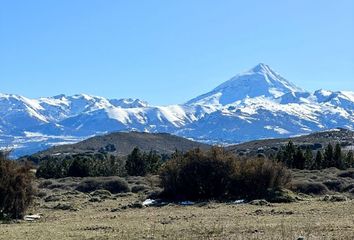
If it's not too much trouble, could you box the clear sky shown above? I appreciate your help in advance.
[1,0,353,105]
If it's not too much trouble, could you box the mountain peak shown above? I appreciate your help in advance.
[250,63,272,73]
[187,64,302,106]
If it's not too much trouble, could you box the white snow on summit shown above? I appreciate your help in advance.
[1,63,354,157]
[187,63,303,106]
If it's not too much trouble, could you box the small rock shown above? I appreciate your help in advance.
[24,214,41,221]
[254,209,264,215]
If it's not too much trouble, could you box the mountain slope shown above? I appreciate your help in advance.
[1,63,354,157]
[227,128,354,156]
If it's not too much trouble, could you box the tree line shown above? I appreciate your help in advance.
[36,148,166,179]
[275,141,354,170]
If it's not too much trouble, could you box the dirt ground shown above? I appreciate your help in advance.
[1,176,353,240]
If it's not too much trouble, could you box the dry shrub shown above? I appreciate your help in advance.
[160,147,291,200]
[160,148,234,200]
[0,152,34,219]
[291,181,328,195]
[76,177,130,194]
[229,158,292,199]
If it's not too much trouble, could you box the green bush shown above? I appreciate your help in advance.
[76,177,130,194]
[0,152,34,219]
[160,147,291,200]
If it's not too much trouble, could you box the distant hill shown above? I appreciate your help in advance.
[32,131,210,157]
[227,128,354,155]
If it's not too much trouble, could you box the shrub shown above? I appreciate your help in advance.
[76,177,130,194]
[160,147,292,200]
[229,158,292,199]
[338,170,354,179]
[160,148,234,200]
[323,180,346,192]
[291,181,328,195]
[0,152,34,219]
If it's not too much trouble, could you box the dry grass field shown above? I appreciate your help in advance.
[1,172,354,240]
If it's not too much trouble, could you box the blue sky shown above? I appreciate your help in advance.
[1,0,353,105]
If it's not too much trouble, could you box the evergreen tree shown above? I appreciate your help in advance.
[125,147,147,176]
[304,147,314,169]
[324,143,334,168]
[284,141,296,168]
[294,147,306,169]
[146,150,162,174]
[333,143,343,169]
[314,150,323,169]
[68,157,91,177]
[345,151,354,168]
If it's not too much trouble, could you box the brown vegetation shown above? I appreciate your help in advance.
[160,147,291,200]
[0,152,34,219]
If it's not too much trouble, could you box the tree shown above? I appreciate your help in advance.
[146,150,162,174]
[345,151,354,168]
[314,150,323,170]
[283,141,296,168]
[324,143,334,168]
[294,147,306,169]
[304,147,314,169]
[333,143,343,169]
[68,156,91,177]
[125,147,147,176]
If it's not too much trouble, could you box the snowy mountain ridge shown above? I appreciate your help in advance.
[1,63,354,157]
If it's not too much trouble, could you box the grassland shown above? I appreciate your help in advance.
[1,171,354,240]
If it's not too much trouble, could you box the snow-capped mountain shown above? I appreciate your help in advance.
[187,63,302,106]
[1,63,354,157]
